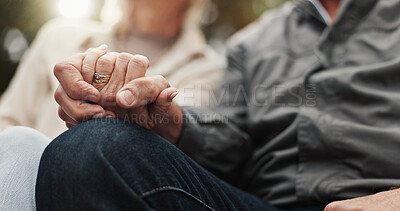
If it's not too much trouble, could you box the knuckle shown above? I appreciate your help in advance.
[97,57,113,69]
[154,75,170,87]
[149,89,158,100]
[82,63,94,72]
[58,108,71,122]
[154,75,166,82]
[154,75,165,81]
[138,78,154,91]
[54,93,61,105]
[324,202,342,211]
[86,47,98,54]
[138,79,157,100]
[75,82,93,99]
[70,52,85,60]
[61,80,94,101]
[54,86,64,104]
[130,55,150,69]
[53,63,64,75]
[57,107,66,120]
[54,63,73,76]
[118,52,133,63]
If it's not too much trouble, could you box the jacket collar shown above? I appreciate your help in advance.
[314,0,379,67]
[295,0,330,26]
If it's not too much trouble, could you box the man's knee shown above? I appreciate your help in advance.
[43,118,163,155]
[36,118,175,208]
[38,118,169,180]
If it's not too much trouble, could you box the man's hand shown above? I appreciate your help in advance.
[325,189,400,211]
[115,75,182,144]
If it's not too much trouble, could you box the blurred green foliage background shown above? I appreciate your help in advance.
[0,0,287,94]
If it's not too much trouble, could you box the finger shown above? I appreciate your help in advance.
[66,122,75,129]
[104,110,117,118]
[58,106,79,125]
[324,201,348,211]
[54,85,106,123]
[61,107,115,128]
[150,87,179,124]
[93,52,118,91]
[125,55,149,83]
[156,87,179,104]
[82,45,108,83]
[116,75,170,109]
[100,53,133,107]
[54,54,101,103]
[59,108,79,128]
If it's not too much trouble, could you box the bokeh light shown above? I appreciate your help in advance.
[3,28,28,63]
[100,0,122,25]
[0,0,287,94]
[58,0,93,18]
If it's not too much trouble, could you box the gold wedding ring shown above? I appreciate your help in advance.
[93,72,111,84]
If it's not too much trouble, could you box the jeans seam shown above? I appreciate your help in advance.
[139,186,216,211]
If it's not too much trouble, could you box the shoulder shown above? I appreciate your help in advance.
[198,46,225,69]
[170,27,225,73]
[226,2,298,54]
[37,18,111,39]
[33,18,112,53]
[28,18,114,67]
[22,18,113,87]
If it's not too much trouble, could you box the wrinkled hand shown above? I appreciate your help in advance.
[325,189,400,211]
[54,45,183,143]
[54,45,110,128]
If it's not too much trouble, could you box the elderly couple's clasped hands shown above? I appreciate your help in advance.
[54,45,183,144]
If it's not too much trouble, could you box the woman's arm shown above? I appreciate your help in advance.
[0,30,51,131]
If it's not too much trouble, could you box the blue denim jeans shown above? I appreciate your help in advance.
[36,119,324,211]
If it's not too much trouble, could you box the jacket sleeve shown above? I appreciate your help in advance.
[177,43,253,184]
[0,25,52,131]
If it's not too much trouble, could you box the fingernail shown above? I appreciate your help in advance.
[93,113,104,119]
[168,90,179,102]
[99,44,108,50]
[118,90,135,106]
[106,115,114,118]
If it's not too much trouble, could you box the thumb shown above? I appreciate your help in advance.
[157,87,179,107]
[150,87,179,123]
[116,76,171,109]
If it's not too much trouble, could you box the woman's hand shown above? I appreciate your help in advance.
[53,46,110,128]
